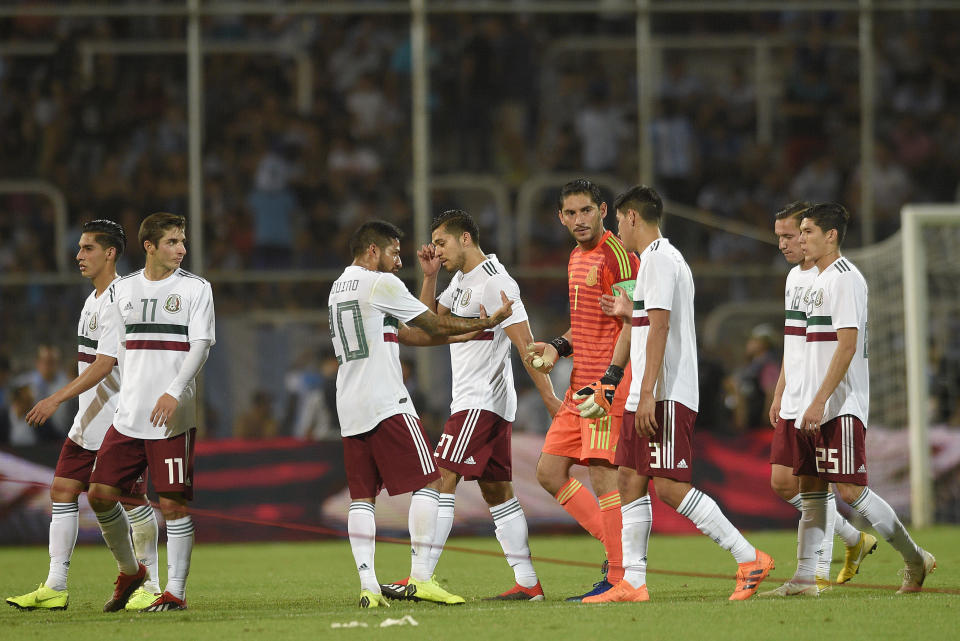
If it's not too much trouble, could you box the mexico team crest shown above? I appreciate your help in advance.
[88,313,98,331]
[585,266,599,287]
[164,293,183,313]
[460,289,472,307]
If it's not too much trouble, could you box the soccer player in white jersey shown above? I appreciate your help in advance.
[6,220,161,612]
[380,210,561,602]
[762,203,936,597]
[768,202,875,589]
[586,185,774,603]
[329,220,517,608]
[85,213,215,612]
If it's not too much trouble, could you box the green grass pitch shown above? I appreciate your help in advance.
[2,526,957,641]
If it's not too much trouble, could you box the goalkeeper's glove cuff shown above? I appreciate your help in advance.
[600,364,624,387]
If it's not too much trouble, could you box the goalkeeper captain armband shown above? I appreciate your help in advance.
[549,336,573,358]
[573,365,624,419]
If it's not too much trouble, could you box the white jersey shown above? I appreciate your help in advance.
[68,278,122,450]
[798,257,869,426]
[779,264,819,420]
[627,238,699,412]
[98,268,216,440]
[438,255,526,421]
[329,266,429,437]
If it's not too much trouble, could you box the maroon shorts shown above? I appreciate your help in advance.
[793,415,868,485]
[55,438,148,495]
[615,400,697,482]
[770,417,796,467]
[434,409,512,482]
[343,413,440,499]
[90,426,197,500]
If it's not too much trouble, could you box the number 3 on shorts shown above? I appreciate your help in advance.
[165,457,185,484]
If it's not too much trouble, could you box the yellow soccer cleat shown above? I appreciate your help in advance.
[405,577,465,605]
[6,584,69,611]
[359,589,391,608]
[836,532,878,584]
[124,587,162,611]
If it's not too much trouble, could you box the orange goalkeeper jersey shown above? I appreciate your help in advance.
[567,230,640,392]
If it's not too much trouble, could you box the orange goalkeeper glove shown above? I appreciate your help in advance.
[573,365,624,419]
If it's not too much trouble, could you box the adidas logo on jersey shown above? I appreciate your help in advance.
[359,563,369,570]
[464,456,476,465]
[677,459,688,469]
[857,464,866,473]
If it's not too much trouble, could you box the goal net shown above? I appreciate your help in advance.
[847,204,960,525]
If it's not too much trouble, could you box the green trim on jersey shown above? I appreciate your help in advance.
[383,316,399,329]
[125,323,189,335]
[806,316,833,326]
[633,299,645,310]
[78,336,98,348]
[785,310,806,320]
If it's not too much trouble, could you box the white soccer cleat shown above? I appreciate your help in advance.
[897,549,936,594]
[758,580,820,598]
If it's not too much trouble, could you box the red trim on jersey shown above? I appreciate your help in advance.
[631,317,650,327]
[806,332,838,342]
[383,333,398,343]
[77,352,96,363]
[470,331,494,341]
[784,326,806,336]
[125,339,190,351]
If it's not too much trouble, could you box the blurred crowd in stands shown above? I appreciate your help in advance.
[1,7,958,441]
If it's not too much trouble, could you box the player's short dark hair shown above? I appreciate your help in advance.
[802,202,849,246]
[430,209,480,245]
[558,178,604,210]
[613,185,663,223]
[139,213,186,250]
[349,220,404,258]
[82,219,126,258]
[775,201,813,223]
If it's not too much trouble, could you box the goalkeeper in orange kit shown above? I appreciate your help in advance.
[525,179,639,601]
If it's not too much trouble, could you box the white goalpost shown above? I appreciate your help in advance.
[901,205,960,527]
[846,204,960,527]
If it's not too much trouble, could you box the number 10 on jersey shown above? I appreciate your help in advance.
[329,301,369,364]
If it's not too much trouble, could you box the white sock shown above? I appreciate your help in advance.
[348,501,379,593]
[490,497,537,588]
[794,491,860,548]
[833,510,861,547]
[45,502,79,591]
[409,488,439,581]
[797,491,828,582]
[677,488,755,564]
[850,488,922,564]
[426,493,456,577]
[95,503,139,575]
[621,496,652,588]
[164,516,194,600]
[787,493,804,511]
[816,493,838,579]
[127,504,161,593]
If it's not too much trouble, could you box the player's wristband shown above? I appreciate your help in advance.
[549,336,573,358]
[601,364,624,386]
